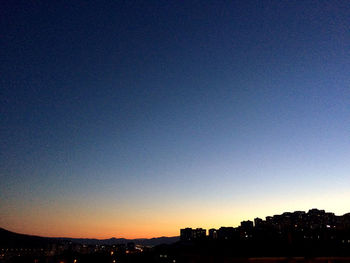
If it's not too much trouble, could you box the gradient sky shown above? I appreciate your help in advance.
[1,0,350,239]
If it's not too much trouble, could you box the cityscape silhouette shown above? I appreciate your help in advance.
[1,0,349,262]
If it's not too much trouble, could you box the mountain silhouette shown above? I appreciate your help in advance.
[0,227,179,248]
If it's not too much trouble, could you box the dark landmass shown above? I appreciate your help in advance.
[2,209,350,262]
[54,236,179,246]
[0,228,56,248]
[0,227,179,247]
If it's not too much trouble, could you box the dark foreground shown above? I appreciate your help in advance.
[2,238,350,263]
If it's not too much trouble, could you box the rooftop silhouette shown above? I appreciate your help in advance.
[180,209,350,243]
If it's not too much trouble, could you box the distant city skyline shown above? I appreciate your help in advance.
[1,1,350,239]
[2,208,350,262]
[180,208,350,240]
[3,208,350,239]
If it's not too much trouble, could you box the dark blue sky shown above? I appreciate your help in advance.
[1,1,350,238]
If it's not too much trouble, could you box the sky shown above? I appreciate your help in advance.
[1,0,350,239]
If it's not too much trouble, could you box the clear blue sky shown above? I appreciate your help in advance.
[1,0,350,238]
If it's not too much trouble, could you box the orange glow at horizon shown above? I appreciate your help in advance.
[2,190,349,239]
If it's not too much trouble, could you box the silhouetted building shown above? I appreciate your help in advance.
[193,228,206,240]
[208,229,218,239]
[180,228,193,241]
[180,209,350,245]
[241,220,253,229]
[180,228,206,241]
[217,227,237,240]
[254,218,263,227]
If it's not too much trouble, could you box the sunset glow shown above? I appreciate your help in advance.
[1,1,349,239]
